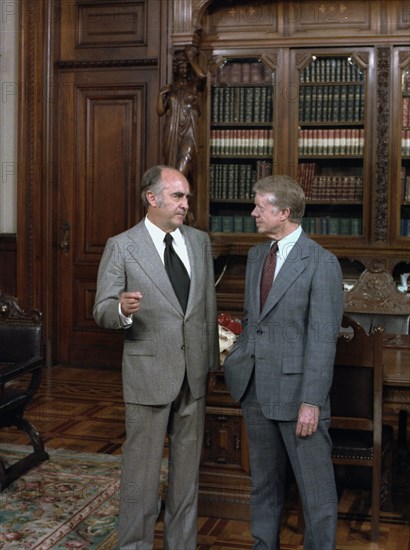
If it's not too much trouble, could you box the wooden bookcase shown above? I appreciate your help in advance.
[208,56,276,235]
[196,45,378,252]
[189,2,409,257]
[204,49,373,242]
[182,1,410,520]
[295,50,370,239]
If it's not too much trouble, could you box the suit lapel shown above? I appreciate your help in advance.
[251,242,270,316]
[259,233,309,319]
[125,222,183,313]
[246,243,270,320]
[180,226,199,317]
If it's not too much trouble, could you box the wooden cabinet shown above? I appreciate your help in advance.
[183,0,410,519]
[208,56,278,236]
[199,371,251,520]
[199,47,376,252]
[189,2,410,293]
[201,47,375,247]
[293,49,371,241]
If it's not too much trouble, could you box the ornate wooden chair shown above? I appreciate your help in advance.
[344,262,410,470]
[0,292,49,490]
[329,314,394,541]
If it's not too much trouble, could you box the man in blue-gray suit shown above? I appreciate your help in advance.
[224,175,344,550]
[93,165,219,550]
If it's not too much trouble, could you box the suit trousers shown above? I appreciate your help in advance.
[119,375,205,550]
[241,375,338,550]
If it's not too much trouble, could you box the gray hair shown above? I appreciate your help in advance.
[140,165,169,207]
[253,175,305,223]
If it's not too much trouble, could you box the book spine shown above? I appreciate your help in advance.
[332,85,340,122]
[328,217,340,235]
[347,85,356,122]
[243,216,256,233]
[304,86,311,122]
[339,85,347,121]
[254,87,261,123]
[233,216,244,233]
[210,215,222,232]
[222,216,234,232]
[230,63,242,84]
[244,87,254,123]
[350,218,362,236]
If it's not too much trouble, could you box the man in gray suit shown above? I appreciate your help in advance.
[93,165,219,550]
[224,175,344,550]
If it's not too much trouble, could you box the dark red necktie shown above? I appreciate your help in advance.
[260,241,278,310]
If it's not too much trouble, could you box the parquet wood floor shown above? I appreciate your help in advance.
[2,365,409,549]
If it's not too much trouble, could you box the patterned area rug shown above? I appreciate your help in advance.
[1,445,122,549]
[1,445,408,549]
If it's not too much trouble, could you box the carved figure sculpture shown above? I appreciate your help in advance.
[157,46,206,183]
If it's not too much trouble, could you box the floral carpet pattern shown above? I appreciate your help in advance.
[0,445,123,549]
[1,445,408,549]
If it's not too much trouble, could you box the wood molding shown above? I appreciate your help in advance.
[57,58,158,70]
[17,1,50,307]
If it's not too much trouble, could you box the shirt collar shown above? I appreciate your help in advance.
[276,225,302,259]
[144,216,184,247]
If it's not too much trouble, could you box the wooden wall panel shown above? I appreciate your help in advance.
[60,0,163,61]
[77,2,146,46]
[57,67,157,365]
[76,86,144,259]
[203,1,282,37]
[199,0,410,48]
[287,0,379,37]
[17,0,167,365]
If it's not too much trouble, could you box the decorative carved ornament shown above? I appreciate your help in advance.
[0,293,42,322]
[375,46,390,242]
[344,260,410,314]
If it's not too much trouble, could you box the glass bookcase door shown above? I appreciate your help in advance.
[295,52,370,239]
[208,57,276,235]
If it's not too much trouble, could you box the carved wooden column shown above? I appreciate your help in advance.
[374,46,391,243]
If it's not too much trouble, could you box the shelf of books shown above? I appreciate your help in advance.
[297,55,366,237]
[401,64,410,237]
[209,58,274,234]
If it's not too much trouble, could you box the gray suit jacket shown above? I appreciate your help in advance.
[93,220,219,405]
[224,231,344,421]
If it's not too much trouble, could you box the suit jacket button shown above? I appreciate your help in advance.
[181,345,186,350]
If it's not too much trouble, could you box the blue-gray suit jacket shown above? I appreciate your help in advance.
[93,220,219,406]
[224,231,344,421]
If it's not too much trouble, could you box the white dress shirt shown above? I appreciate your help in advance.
[119,217,191,325]
[274,224,302,279]
[144,216,191,276]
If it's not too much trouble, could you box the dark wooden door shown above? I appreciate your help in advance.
[52,0,166,366]
[57,67,161,366]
